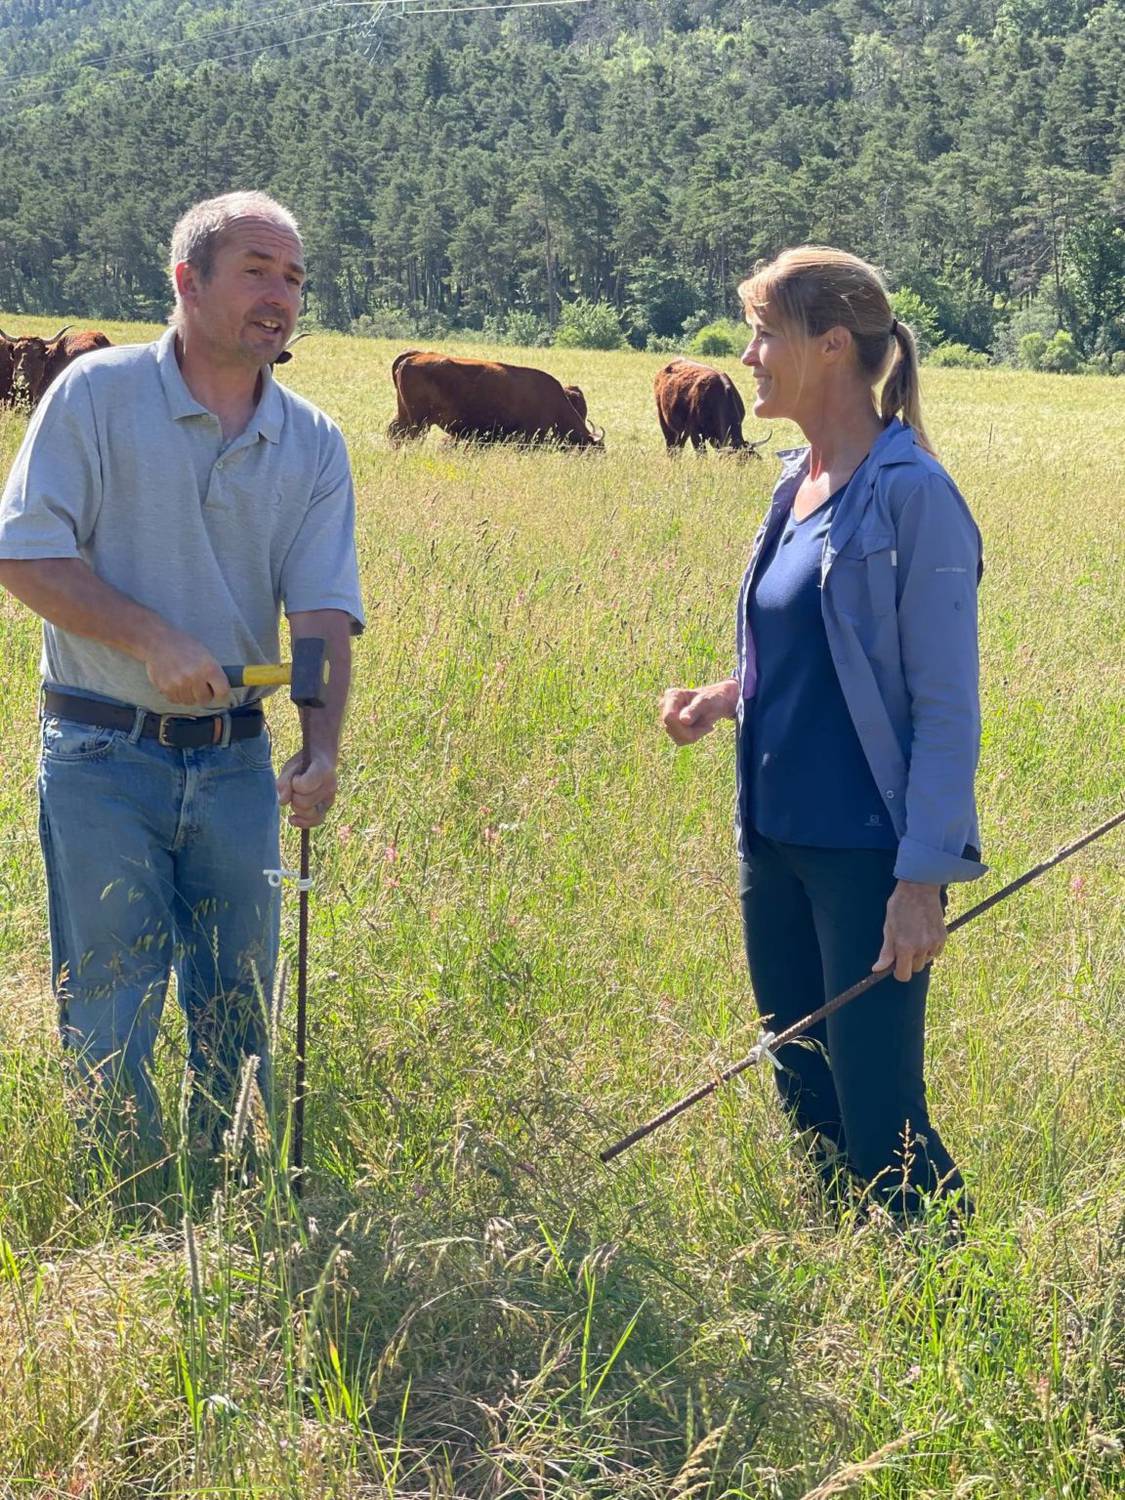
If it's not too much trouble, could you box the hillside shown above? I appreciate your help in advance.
[1,0,1123,351]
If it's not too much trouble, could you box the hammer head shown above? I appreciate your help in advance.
[291,637,328,708]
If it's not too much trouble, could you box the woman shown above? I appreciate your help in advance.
[662,246,984,1220]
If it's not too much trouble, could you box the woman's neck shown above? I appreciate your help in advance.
[799,386,885,482]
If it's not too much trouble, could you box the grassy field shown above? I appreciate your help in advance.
[0,317,1122,1498]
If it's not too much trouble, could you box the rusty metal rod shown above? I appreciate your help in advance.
[291,823,311,1196]
[600,810,1125,1164]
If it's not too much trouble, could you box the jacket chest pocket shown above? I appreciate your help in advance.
[829,530,897,619]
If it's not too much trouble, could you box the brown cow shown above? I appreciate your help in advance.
[654,358,769,456]
[388,350,602,449]
[22,328,113,408]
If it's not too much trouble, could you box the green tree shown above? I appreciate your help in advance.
[1060,215,1125,354]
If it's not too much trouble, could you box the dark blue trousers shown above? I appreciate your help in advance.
[739,835,968,1217]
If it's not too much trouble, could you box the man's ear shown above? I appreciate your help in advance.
[174,259,201,310]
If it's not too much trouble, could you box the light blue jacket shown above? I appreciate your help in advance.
[734,418,986,884]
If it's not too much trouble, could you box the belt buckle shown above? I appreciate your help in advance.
[157,714,187,747]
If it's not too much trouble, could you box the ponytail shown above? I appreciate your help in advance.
[881,321,935,456]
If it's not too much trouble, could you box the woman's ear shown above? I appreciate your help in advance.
[820,324,853,363]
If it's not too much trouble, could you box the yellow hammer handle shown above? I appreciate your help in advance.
[223,663,292,687]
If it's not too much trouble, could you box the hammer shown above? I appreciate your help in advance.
[222,636,329,706]
[231,637,328,1195]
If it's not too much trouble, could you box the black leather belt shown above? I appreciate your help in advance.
[42,689,266,750]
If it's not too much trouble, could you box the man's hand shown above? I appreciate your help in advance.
[660,678,740,745]
[874,880,947,982]
[277,751,338,829]
[143,626,231,706]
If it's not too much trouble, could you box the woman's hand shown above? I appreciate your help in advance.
[873,880,947,981]
[660,678,740,745]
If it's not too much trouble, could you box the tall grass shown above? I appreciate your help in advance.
[0,319,1122,1496]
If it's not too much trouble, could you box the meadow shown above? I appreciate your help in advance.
[0,318,1122,1498]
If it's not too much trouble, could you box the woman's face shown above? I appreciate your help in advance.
[740,311,815,422]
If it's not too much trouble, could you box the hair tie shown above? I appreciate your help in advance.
[889,318,899,337]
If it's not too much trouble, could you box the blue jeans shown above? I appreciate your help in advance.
[37,704,280,1161]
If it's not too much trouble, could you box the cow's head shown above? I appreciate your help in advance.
[738,429,772,461]
[271,331,311,366]
[563,383,588,422]
[561,384,604,448]
[13,326,71,406]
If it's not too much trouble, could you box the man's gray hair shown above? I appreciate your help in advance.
[168,191,301,320]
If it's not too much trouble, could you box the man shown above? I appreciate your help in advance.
[0,191,363,1178]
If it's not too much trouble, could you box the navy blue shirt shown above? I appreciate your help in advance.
[744,489,897,849]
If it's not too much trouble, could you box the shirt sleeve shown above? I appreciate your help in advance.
[0,370,103,560]
[892,475,986,885]
[278,423,365,633]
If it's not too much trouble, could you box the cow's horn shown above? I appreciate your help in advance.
[747,428,773,450]
[284,331,311,349]
[0,327,12,340]
[47,325,72,342]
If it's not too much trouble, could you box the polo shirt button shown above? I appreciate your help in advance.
[216,460,224,470]
[885,790,895,799]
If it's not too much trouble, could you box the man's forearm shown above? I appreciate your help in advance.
[289,609,353,763]
[0,557,168,662]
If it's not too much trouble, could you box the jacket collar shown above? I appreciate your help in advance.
[762,419,919,567]
[754,419,922,579]
[825,417,915,559]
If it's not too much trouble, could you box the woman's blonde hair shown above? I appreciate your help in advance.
[738,246,934,455]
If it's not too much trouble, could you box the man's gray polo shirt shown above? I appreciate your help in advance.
[0,328,364,715]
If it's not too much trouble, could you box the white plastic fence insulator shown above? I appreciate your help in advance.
[749,1029,783,1070]
[264,867,313,892]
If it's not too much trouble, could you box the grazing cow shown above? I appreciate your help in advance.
[388,350,603,449]
[22,328,113,408]
[654,358,768,456]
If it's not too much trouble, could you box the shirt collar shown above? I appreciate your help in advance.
[155,327,283,444]
[252,364,283,444]
[156,327,210,421]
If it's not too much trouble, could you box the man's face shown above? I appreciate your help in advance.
[176,216,305,366]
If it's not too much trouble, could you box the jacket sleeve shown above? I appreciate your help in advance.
[892,475,986,884]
